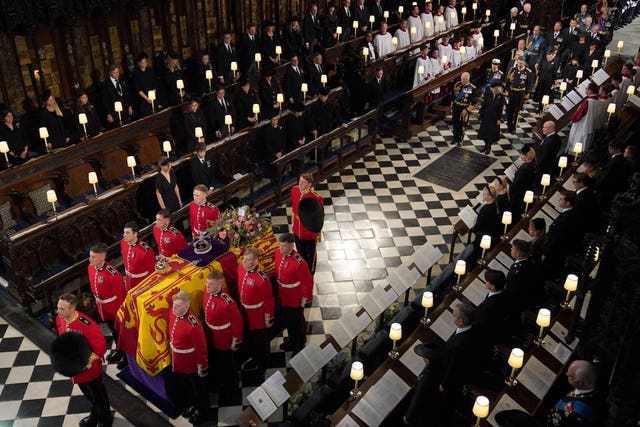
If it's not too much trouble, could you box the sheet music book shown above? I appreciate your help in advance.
[390,264,420,293]
[462,278,488,307]
[354,370,411,427]
[516,356,556,399]
[288,342,331,382]
[496,251,515,270]
[343,309,373,339]
[541,202,560,221]
[431,309,456,341]
[567,90,583,105]
[263,371,290,406]
[533,207,555,224]
[247,386,278,420]
[591,68,609,86]
[411,242,443,274]
[458,205,478,228]
[488,258,509,276]
[360,292,387,319]
[504,162,519,182]
[542,334,572,364]
[551,322,580,350]
[336,415,360,427]
[548,104,564,120]
[400,340,427,377]
[487,394,528,426]
[629,94,640,108]
[560,96,576,111]
[352,397,385,427]
[327,320,352,348]
[514,229,533,242]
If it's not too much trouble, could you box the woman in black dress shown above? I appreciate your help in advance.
[472,185,500,258]
[322,4,339,48]
[509,145,536,221]
[493,176,510,214]
[132,52,156,118]
[76,90,104,139]
[0,108,30,167]
[40,90,70,151]
[155,158,183,212]
[478,82,505,154]
[183,100,207,154]
[261,22,281,76]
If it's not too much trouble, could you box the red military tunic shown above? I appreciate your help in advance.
[275,250,313,308]
[203,290,244,350]
[55,311,106,384]
[88,262,126,321]
[238,265,275,330]
[189,201,220,238]
[291,186,324,240]
[120,239,156,291]
[168,310,208,374]
[153,225,187,258]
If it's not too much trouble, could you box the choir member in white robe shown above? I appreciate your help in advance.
[433,7,447,33]
[438,34,454,68]
[429,48,444,94]
[374,23,395,58]
[464,36,478,60]
[408,7,424,44]
[421,4,435,37]
[471,26,484,53]
[394,20,411,49]
[412,45,432,89]
[451,38,463,69]
[445,2,459,29]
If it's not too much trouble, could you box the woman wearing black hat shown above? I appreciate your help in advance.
[478,81,506,155]
[132,52,156,118]
[76,90,103,139]
[0,109,30,166]
[40,90,70,150]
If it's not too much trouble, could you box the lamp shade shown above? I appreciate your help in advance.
[252,104,260,114]
[389,323,402,341]
[369,15,375,23]
[493,29,499,37]
[398,6,404,13]
[523,190,534,204]
[574,142,583,154]
[541,174,551,186]
[485,9,491,16]
[362,47,369,57]
[163,140,172,152]
[147,90,156,101]
[224,114,233,125]
[392,37,398,46]
[88,172,98,184]
[421,291,434,308]
[472,396,490,418]
[127,155,136,167]
[230,61,238,71]
[536,308,551,327]
[46,190,57,203]
[410,26,417,35]
[607,103,616,114]
[418,65,425,75]
[205,70,213,80]
[176,79,184,89]
[350,361,364,381]
[604,49,611,58]
[114,101,123,112]
[438,16,444,24]
[508,348,524,369]
[275,45,282,55]
[462,6,467,14]
[627,85,636,96]
[510,22,516,30]
[480,235,492,249]
[353,20,359,29]
[425,21,431,30]
[558,156,568,168]
[194,127,203,138]
[591,59,599,69]
[321,74,328,84]
[301,83,308,93]
[576,70,583,79]
[254,53,261,62]
[502,211,512,225]
[564,274,578,292]
[276,93,284,103]
[336,26,343,35]
[560,81,567,92]
[78,113,88,124]
[454,260,466,276]
[39,127,49,139]
[617,40,624,49]
[541,95,550,105]
[452,11,458,20]
[441,55,448,64]
[477,38,484,47]
[384,11,389,19]
[472,2,477,9]
[0,140,9,153]
[460,46,466,54]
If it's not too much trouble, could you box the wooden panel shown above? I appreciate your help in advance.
[98,149,129,182]
[63,162,95,199]
[137,136,163,167]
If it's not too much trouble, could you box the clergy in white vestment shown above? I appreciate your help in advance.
[374,22,395,58]
[420,3,435,37]
[408,6,424,44]
[565,82,600,154]
[413,45,432,89]
[394,20,411,49]
[445,1,459,29]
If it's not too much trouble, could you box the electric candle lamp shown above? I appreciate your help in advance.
[451,11,457,21]
[494,29,499,44]
[320,74,327,86]
[576,69,583,84]
[472,396,490,427]
[533,308,551,346]
[369,15,375,25]
[350,362,364,400]
[438,16,444,25]
[627,85,636,96]
[176,79,184,101]
[252,103,260,122]
[277,93,284,114]
[224,114,233,136]
[254,53,261,73]
[540,174,551,199]
[460,45,466,60]
[453,260,466,292]
[425,21,431,32]
[383,11,389,20]
[501,211,512,239]
[353,20,359,39]
[522,190,534,218]
[418,65,425,76]
[362,46,369,64]
[39,127,50,153]
[617,40,624,53]
[591,59,598,75]
[78,113,88,139]
[505,348,524,386]
[114,101,123,124]
[88,172,99,197]
[0,141,11,168]
[559,81,567,98]
[205,69,213,90]
[275,45,282,62]
[510,22,516,38]
[541,95,550,111]
[442,55,448,65]
[472,2,478,10]
[398,6,404,14]
[392,37,398,47]
[230,61,238,81]
[485,9,491,18]
[557,156,568,181]
[388,323,402,359]
[421,291,434,326]
[194,127,203,140]
[47,190,58,217]
[478,234,492,265]
[336,26,342,42]
[410,26,417,36]
[127,156,136,181]
[603,49,611,65]
[301,83,308,100]
[573,142,583,166]
[561,274,579,309]
[607,103,616,123]
[462,6,467,20]
[148,90,156,113]
[163,140,171,157]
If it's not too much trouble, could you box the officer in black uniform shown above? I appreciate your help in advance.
[451,72,476,147]
[505,56,533,133]
[482,58,504,96]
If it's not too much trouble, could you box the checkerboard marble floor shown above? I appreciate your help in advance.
[0,102,558,426]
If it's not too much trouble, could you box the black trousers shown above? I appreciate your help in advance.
[452,104,468,142]
[280,305,306,351]
[166,371,208,414]
[506,91,525,131]
[208,349,237,390]
[105,320,119,349]
[246,328,269,370]
[294,235,317,274]
[78,376,111,425]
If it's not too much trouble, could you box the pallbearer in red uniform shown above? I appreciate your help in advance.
[168,291,209,424]
[203,270,244,393]
[291,173,324,274]
[55,293,112,427]
[153,209,187,258]
[87,243,127,368]
[120,221,156,291]
[189,184,220,239]
[237,247,274,374]
[275,233,313,353]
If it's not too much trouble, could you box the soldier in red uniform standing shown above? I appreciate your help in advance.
[153,209,187,258]
[275,233,313,353]
[120,221,156,291]
[203,270,244,394]
[237,247,274,375]
[189,184,220,239]
[291,173,324,274]
[87,243,127,369]
[55,293,112,427]
[168,290,209,424]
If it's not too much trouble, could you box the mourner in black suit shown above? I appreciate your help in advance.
[183,100,207,154]
[263,113,287,179]
[233,78,259,130]
[190,143,216,190]
[285,54,307,105]
[309,87,343,139]
[506,239,545,312]
[545,189,581,278]
[258,71,280,119]
[536,120,562,181]
[369,67,385,110]
[215,33,238,86]
[307,52,327,97]
[283,103,308,152]
[101,64,133,128]
[509,145,536,221]
[206,87,233,139]
[190,52,213,95]
[403,343,446,427]
[475,269,510,346]
[573,173,602,235]
[337,0,354,41]
[598,142,630,212]
[353,0,370,37]
[238,24,259,75]
[302,5,322,50]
